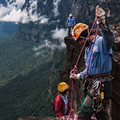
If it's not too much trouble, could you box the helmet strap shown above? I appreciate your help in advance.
[79,28,90,40]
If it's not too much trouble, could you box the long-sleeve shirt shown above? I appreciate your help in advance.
[60,94,68,115]
[80,24,115,81]
[66,17,76,27]
[54,92,71,117]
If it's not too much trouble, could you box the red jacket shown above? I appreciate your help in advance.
[54,92,72,117]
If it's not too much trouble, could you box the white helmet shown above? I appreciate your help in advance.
[69,13,72,17]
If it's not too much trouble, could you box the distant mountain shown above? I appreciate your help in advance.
[0,0,119,120]
[0,22,18,39]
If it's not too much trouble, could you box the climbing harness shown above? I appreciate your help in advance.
[79,80,104,113]
[79,96,98,113]
[92,81,103,113]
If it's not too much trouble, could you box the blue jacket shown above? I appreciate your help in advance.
[80,24,115,81]
[66,17,76,27]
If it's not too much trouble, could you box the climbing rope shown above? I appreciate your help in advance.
[79,96,98,113]
[65,80,74,120]
[69,18,99,120]
[70,17,98,76]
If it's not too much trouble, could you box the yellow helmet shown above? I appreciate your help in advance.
[72,23,89,41]
[58,82,69,92]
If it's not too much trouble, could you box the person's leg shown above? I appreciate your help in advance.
[68,26,71,36]
[95,109,109,120]
[78,111,92,120]
[78,89,95,120]
[96,81,112,120]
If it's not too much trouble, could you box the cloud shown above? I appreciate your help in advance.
[0,0,62,23]
[33,28,68,56]
[52,0,61,17]
[52,28,67,48]
[52,28,67,39]
[39,16,49,24]
[0,0,49,24]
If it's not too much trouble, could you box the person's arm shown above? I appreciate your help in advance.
[54,99,64,117]
[79,68,87,81]
[70,47,88,82]
[99,22,115,53]
[73,17,76,26]
[66,18,69,26]
[96,6,115,53]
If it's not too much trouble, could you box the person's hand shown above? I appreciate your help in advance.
[69,73,80,80]
[96,6,106,25]
[66,24,68,27]
[60,116,64,120]
[71,109,74,113]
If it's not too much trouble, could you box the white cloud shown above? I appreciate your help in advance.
[52,28,67,48]
[0,0,49,24]
[43,0,47,5]
[52,28,67,40]
[52,0,61,17]
[39,16,49,24]
[33,28,67,57]
[1,8,26,23]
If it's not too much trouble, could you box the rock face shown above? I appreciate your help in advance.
[18,116,63,120]
[18,24,120,120]
[60,36,85,112]
[60,24,120,119]
[110,24,120,120]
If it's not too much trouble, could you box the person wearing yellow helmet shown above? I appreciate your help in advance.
[54,82,74,117]
[70,6,115,120]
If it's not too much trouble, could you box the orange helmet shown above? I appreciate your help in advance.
[58,82,69,92]
[72,23,89,41]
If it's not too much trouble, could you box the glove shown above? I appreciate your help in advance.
[96,6,106,25]
[69,73,80,80]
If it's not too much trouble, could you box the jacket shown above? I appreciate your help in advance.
[80,24,115,81]
[66,17,76,27]
[54,92,72,117]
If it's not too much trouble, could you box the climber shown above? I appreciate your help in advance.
[69,6,115,120]
[54,82,74,117]
[66,13,76,36]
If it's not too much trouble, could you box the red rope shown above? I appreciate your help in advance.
[71,80,73,112]
[70,17,98,76]
[66,80,73,120]
[69,18,99,120]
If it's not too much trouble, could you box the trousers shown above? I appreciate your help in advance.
[78,79,112,120]
[68,26,73,36]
